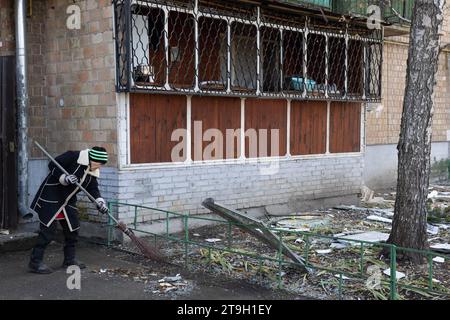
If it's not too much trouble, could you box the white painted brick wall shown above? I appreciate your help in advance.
[96,155,365,222]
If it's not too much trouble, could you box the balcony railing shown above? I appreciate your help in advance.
[285,1,413,24]
[333,0,413,24]
[283,0,333,10]
[114,0,383,102]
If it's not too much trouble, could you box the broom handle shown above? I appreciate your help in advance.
[34,141,120,225]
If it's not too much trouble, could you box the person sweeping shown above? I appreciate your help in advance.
[28,147,109,274]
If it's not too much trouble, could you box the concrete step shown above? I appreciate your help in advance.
[0,232,38,253]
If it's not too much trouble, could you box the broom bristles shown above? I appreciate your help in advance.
[127,231,166,262]
[117,221,166,262]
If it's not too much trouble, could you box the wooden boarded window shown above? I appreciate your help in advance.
[191,96,241,161]
[329,102,361,153]
[245,99,287,158]
[130,94,187,163]
[290,101,327,155]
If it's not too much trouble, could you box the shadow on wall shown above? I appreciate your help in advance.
[26,159,49,223]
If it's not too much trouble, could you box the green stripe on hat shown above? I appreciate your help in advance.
[89,149,108,162]
[90,154,108,160]
[89,150,108,156]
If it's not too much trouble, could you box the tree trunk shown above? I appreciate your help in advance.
[387,0,446,264]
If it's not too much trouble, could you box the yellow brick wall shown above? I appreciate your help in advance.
[20,0,118,166]
[366,4,450,146]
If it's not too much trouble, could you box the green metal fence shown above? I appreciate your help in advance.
[107,201,449,300]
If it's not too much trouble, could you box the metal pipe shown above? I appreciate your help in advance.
[15,0,32,219]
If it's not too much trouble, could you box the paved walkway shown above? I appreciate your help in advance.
[0,241,303,300]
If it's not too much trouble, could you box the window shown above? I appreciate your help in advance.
[230,23,258,92]
[198,17,228,91]
[117,0,383,102]
[261,27,281,93]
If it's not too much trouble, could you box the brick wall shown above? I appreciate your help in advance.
[27,1,48,154]
[0,0,15,56]
[366,5,450,146]
[25,0,118,165]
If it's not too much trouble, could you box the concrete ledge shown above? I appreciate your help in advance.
[79,221,123,243]
[0,232,38,253]
[287,194,360,214]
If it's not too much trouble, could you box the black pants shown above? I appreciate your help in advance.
[30,219,79,264]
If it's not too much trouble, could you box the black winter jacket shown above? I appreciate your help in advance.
[30,149,103,231]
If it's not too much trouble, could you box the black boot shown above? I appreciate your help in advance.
[62,246,86,269]
[29,248,53,274]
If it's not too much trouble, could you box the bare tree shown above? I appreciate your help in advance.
[384,0,447,263]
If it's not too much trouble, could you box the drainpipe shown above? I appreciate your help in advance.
[15,0,32,219]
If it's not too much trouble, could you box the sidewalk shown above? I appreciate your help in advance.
[0,241,303,300]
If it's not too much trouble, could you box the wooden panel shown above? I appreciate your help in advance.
[245,99,287,158]
[130,94,187,163]
[290,101,327,155]
[191,96,241,161]
[329,102,361,153]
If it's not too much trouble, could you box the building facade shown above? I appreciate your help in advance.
[0,0,449,230]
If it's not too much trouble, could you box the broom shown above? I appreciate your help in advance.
[34,141,166,262]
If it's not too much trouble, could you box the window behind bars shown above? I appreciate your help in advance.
[114,0,383,102]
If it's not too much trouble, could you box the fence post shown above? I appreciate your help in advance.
[428,253,433,290]
[166,212,169,237]
[278,231,283,289]
[133,206,137,229]
[227,222,232,249]
[184,215,189,268]
[304,235,310,266]
[360,243,364,276]
[389,245,397,300]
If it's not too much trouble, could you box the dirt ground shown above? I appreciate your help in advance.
[118,191,449,301]
[0,241,305,300]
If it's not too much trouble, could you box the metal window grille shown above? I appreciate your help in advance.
[114,0,383,102]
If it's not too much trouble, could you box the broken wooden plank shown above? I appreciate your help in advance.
[201,198,312,274]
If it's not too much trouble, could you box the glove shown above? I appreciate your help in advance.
[60,174,78,185]
[96,198,109,215]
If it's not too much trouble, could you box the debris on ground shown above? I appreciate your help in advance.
[118,188,449,300]
[427,185,450,224]
[367,215,393,224]
[430,243,450,253]
[337,231,390,246]
[202,198,311,272]
[205,238,222,243]
[159,274,182,282]
[147,273,194,296]
[316,249,332,254]
[383,268,406,280]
